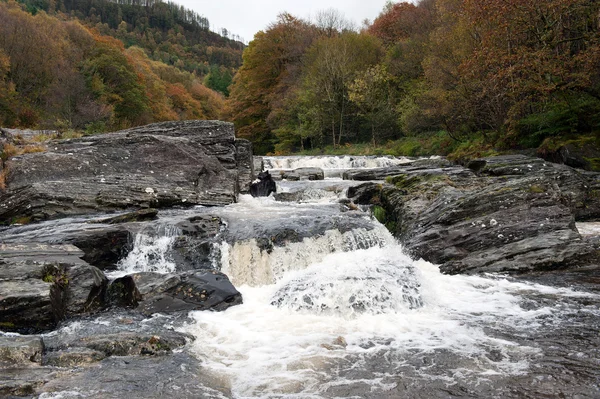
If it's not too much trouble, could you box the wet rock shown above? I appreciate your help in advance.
[474,155,600,220]
[0,367,57,397]
[0,120,253,224]
[91,208,159,224]
[342,163,472,181]
[281,167,325,181]
[49,263,108,319]
[42,347,106,367]
[281,171,301,181]
[170,215,224,271]
[174,215,222,237]
[250,170,276,197]
[346,182,384,205]
[0,336,44,366]
[135,270,243,315]
[538,137,600,171]
[74,332,189,357]
[67,226,132,271]
[253,156,264,174]
[354,155,600,274]
[0,244,110,332]
[38,353,232,398]
[106,275,141,308]
[235,139,254,194]
[0,278,55,333]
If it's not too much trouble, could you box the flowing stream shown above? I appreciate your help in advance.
[3,155,599,398]
[177,156,600,398]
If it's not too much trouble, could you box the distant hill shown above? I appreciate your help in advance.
[0,0,235,131]
[16,0,243,93]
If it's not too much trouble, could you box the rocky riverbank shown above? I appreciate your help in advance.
[346,154,600,274]
[0,120,253,224]
[0,121,251,397]
[1,125,599,397]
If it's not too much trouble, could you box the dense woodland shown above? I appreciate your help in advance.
[0,0,599,160]
[0,0,241,131]
[227,0,600,157]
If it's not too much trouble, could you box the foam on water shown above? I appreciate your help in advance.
[577,222,600,237]
[111,225,181,276]
[263,155,413,171]
[220,225,392,287]
[184,242,596,397]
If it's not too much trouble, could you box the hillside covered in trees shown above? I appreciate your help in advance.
[0,0,241,131]
[228,0,600,159]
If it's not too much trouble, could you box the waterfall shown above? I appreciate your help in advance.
[263,155,414,170]
[220,225,393,287]
[114,224,181,275]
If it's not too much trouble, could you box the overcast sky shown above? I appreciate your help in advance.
[176,0,391,43]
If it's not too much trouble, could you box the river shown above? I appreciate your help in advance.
[127,156,600,398]
[3,155,600,398]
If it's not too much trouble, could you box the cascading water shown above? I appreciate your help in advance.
[2,155,598,398]
[220,226,391,287]
[263,155,414,170]
[173,156,600,398]
[113,224,181,276]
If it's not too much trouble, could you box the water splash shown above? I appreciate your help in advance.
[113,224,181,275]
[220,225,392,287]
[184,242,596,398]
[577,222,600,237]
[271,249,423,316]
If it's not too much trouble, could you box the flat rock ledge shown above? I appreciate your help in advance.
[0,243,241,334]
[346,154,600,275]
[0,312,232,398]
[0,120,253,224]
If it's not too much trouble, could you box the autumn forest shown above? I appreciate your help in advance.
[1,0,599,160]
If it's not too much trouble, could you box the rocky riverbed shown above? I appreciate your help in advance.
[0,125,599,398]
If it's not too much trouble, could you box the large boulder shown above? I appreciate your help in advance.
[250,170,276,197]
[107,270,243,315]
[0,121,253,224]
[0,244,108,332]
[348,155,600,275]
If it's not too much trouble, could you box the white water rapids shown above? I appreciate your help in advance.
[106,155,600,398]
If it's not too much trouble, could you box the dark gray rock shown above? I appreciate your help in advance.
[342,163,473,181]
[55,264,108,318]
[38,353,232,398]
[346,182,384,205]
[537,138,600,171]
[253,156,264,174]
[0,277,54,333]
[350,155,600,274]
[0,244,109,332]
[250,170,277,197]
[235,139,254,194]
[0,366,57,397]
[91,208,159,224]
[133,270,243,315]
[42,347,106,367]
[67,226,132,271]
[0,121,253,224]
[171,215,224,271]
[0,243,86,332]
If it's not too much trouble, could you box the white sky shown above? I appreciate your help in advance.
[176,0,391,43]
